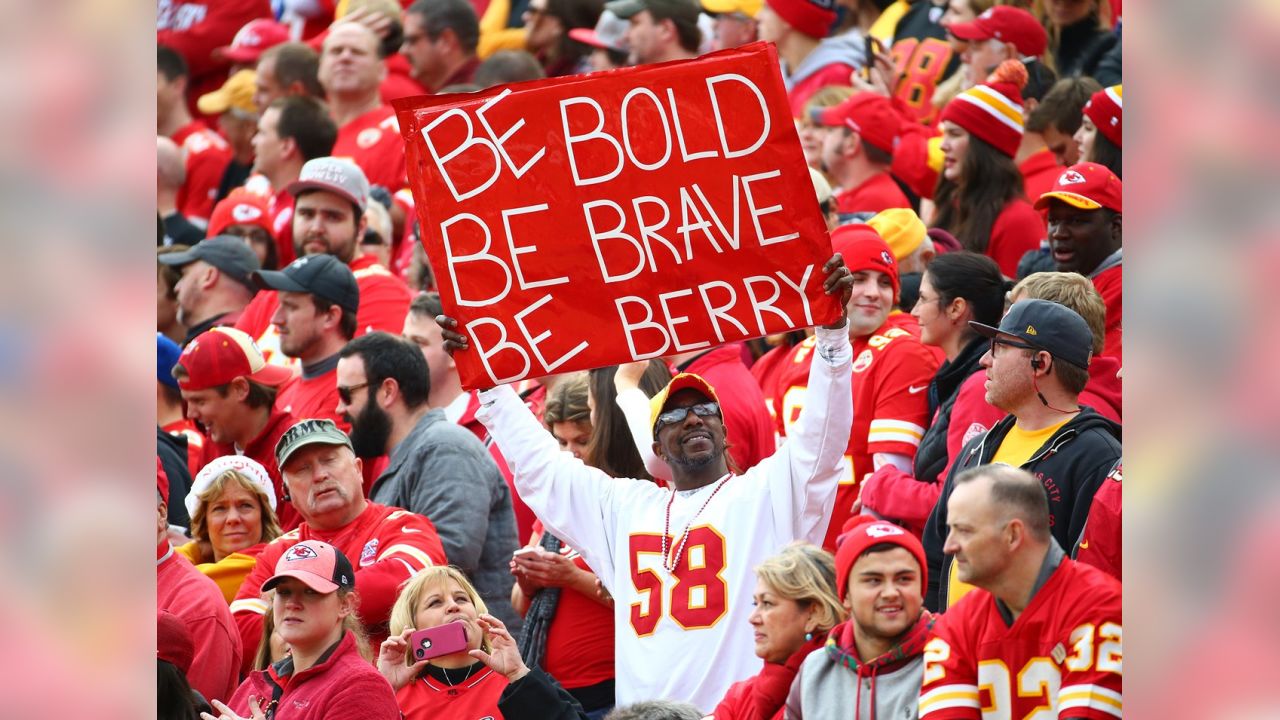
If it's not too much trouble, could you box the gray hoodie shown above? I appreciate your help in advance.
[784,29,867,90]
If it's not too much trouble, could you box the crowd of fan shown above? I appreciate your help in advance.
[157,0,1123,718]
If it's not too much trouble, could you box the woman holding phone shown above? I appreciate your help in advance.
[201,540,398,720]
[380,567,506,717]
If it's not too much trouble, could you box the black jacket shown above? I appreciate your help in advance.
[913,336,988,485]
[498,667,590,720]
[922,407,1121,611]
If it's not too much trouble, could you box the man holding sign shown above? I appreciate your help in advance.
[435,256,852,710]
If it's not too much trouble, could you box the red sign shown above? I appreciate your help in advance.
[395,42,839,389]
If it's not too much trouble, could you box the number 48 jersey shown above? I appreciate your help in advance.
[920,557,1122,720]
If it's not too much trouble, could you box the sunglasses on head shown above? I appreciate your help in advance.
[655,401,721,431]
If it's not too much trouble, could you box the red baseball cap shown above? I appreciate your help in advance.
[175,327,292,392]
[215,19,291,65]
[207,188,275,239]
[1034,162,1123,213]
[157,610,195,675]
[948,6,1047,58]
[816,93,901,155]
[262,540,356,594]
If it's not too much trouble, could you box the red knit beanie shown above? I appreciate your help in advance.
[939,59,1027,158]
[834,515,928,602]
[830,224,899,301]
[1083,84,1122,148]
[765,0,836,38]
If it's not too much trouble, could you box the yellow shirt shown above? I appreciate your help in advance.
[176,541,261,605]
[947,417,1072,607]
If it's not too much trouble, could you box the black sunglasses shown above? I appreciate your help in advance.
[655,401,721,431]
[989,337,1039,354]
[337,382,370,405]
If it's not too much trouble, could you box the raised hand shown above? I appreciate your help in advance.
[469,614,530,682]
[821,253,853,329]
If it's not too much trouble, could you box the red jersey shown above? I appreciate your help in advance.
[199,408,301,530]
[275,366,347,431]
[1020,148,1062,205]
[750,341,799,431]
[685,343,776,471]
[988,198,1046,278]
[1092,264,1122,362]
[834,171,912,216]
[157,0,272,119]
[268,188,296,267]
[396,666,507,720]
[332,106,407,192]
[919,557,1123,720]
[775,315,936,549]
[380,54,428,103]
[162,417,207,480]
[171,120,234,225]
[236,254,413,368]
[1074,462,1121,581]
[229,502,448,675]
[531,522,616,690]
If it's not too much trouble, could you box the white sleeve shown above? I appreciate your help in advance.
[749,324,853,544]
[475,385,648,587]
[615,387,673,483]
[873,452,914,472]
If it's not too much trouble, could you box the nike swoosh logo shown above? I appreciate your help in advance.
[401,527,422,533]
[908,385,927,394]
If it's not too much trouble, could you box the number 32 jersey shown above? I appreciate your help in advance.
[920,557,1123,720]
[477,326,854,711]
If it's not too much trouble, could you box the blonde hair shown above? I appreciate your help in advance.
[755,542,847,633]
[389,567,492,657]
[1011,271,1106,355]
[189,470,283,559]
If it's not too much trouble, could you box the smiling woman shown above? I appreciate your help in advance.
[176,456,283,604]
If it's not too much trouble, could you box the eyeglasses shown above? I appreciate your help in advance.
[524,6,548,19]
[655,401,721,431]
[989,337,1039,355]
[337,382,370,405]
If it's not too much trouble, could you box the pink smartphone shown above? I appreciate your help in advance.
[410,621,468,662]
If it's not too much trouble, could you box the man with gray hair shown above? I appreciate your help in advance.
[919,464,1122,720]
[401,0,482,92]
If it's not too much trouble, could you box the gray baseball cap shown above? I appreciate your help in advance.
[605,0,699,22]
[287,157,370,212]
[158,235,262,290]
[251,254,360,314]
[275,418,355,469]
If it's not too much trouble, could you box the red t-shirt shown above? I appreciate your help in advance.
[750,341,799,431]
[1092,264,1122,362]
[332,106,407,192]
[199,409,301,529]
[684,343,776,471]
[774,314,937,550]
[268,188,296,267]
[834,171,912,216]
[171,120,234,225]
[236,254,412,368]
[275,366,347,431]
[1019,148,1061,205]
[531,521,616,690]
[381,54,428,103]
[987,198,1045,278]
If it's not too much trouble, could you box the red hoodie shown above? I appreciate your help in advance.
[711,635,824,720]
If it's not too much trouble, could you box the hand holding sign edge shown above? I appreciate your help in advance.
[820,252,852,330]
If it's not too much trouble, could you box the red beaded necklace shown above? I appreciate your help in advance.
[662,473,731,573]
